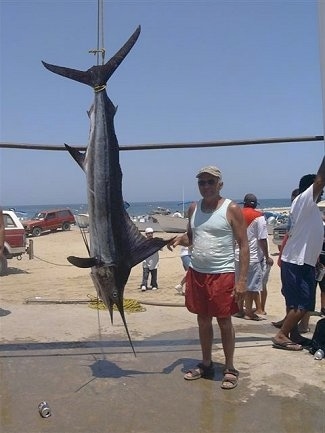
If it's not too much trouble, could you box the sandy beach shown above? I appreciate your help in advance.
[1,227,187,306]
[1,224,323,319]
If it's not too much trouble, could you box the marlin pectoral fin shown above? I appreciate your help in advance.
[65,143,86,170]
[123,216,173,268]
[67,256,99,268]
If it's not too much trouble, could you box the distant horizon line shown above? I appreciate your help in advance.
[4,197,291,207]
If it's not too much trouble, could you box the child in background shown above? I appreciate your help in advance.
[140,227,159,291]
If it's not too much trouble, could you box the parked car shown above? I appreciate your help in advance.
[1,210,27,275]
[23,208,75,237]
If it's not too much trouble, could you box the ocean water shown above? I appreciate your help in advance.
[4,198,291,220]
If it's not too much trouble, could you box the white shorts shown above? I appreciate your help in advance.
[262,260,271,286]
[235,260,263,292]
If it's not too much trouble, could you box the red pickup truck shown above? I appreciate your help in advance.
[1,210,27,276]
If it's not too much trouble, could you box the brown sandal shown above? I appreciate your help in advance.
[184,362,214,381]
[221,368,239,389]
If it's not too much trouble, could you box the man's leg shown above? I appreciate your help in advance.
[319,280,325,314]
[261,286,267,312]
[258,261,270,315]
[244,262,263,318]
[274,307,306,343]
[321,291,325,314]
[197,314,214,366]
[217,316,235,370]
[254,291,263,314]
[183,314,214,380]
[244,291,260,319]
[244,291,253,316]
[141,268,149,289]
[150,268,158,288]
[274,262,311,346]
[255,286,267,315]
[234,297,245,317]
[297,312,310,333]
[217,316,239,389]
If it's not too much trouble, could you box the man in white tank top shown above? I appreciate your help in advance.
[168,166,249,389]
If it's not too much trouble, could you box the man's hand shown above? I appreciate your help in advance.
[167,235,183,251]
[265,257,274,266]
[233,281,247,303]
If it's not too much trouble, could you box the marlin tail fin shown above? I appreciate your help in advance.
[42,26,141,88]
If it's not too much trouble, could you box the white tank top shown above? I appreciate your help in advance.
[190,199,235,273]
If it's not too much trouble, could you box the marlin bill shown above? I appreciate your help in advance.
[42,26,172,355]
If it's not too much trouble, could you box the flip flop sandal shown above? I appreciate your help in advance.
[184,362,214,381]
[243,314,265,321]
[221,368,239,390]
[271,337,303,351]
[233,312,245,318]
[271,321,284,329]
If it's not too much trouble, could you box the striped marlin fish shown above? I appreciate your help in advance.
[42,26,171,355]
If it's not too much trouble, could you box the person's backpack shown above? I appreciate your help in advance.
[309,318,325,355]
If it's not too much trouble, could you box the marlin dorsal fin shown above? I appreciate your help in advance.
[65,143,86,171]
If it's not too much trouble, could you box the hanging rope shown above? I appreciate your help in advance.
[100,0,105,65]
[89,0,105,65]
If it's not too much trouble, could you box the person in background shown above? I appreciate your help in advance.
[255,206,281,316]
[312,209,325,317]
[235,193,273,320]
[168,166,249,390]
[272,188,311,334]
[276,188,300,269]
[315,256,325,316]
[255,258,271,316]
[140,227,160,291]
[255,191,299,317]
[175,246,191,295]
[272,156,325,351]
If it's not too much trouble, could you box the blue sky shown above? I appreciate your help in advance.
[1,0,325,206]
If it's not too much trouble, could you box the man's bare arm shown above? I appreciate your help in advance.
[167,202,195,250]
[314,156,325,201]
[258,238,274,266]
[228,202,249,293]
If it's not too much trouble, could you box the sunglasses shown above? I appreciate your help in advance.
[198,179,217,186]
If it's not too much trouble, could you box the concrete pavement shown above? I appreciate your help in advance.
[0,302,324,433]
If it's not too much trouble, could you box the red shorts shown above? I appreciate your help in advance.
[185,267,238,318]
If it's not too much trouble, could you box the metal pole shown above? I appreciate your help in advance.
[0,135,323,152]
